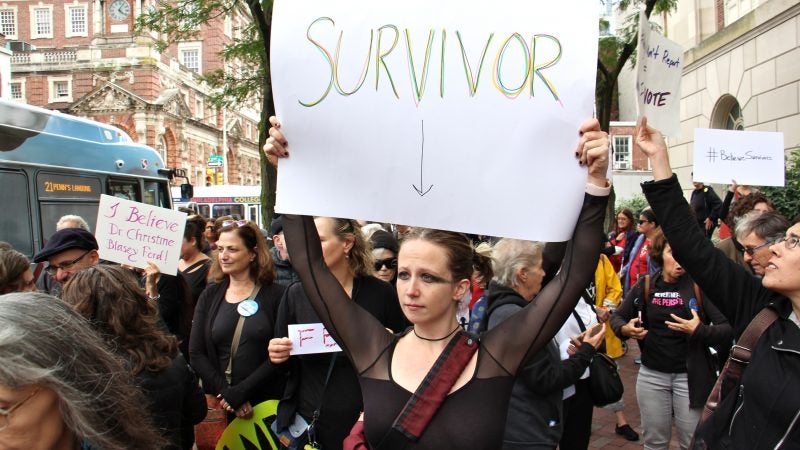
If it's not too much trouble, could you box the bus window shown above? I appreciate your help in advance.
[0,170,33,256]
[212,204,243,219]
[197,204,210,218]
[39,202,99,242]
[108,179,140,201]
[248,205,260,224]
[143,181,171,208]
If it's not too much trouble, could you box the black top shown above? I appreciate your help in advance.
[188,278,286,409]
[642,175,800,443]
[274,277,408,450]
[281,191,607,449]
[181,259,210,303]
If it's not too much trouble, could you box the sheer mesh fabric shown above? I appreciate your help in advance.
[282,193,606,384]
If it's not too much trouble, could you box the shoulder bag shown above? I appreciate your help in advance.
[572,310,624,407]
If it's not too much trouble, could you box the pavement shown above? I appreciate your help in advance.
[587,343,680,449]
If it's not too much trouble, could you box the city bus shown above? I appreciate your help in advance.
[0,99,190,258]
[172,185,263,229]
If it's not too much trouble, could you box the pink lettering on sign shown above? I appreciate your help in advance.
[297,328,315,347]
[323,329,338,347]
[651,297,684,307]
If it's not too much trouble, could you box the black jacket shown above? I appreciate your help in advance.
[188,279,286,409]
[610,272,732,407]
[486,282,594,448]
[643,175,800,449]
[136,353,207,450]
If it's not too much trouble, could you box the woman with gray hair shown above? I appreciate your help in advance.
[0,292,165,450]
[484,238,605,449]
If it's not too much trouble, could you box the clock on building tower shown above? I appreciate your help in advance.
[108,0,131,33]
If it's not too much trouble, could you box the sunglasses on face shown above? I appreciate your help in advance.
[221,220,248,228]
[374,258,398,271]
[638,220,650,225]
[743,240,773,256]
[46,250,92,275]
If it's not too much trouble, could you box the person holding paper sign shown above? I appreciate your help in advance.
[634,116,800,449]
[268,218,408,450]
[265,117,610,448]
[189,220,286,420]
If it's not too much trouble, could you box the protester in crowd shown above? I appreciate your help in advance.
[62,265,207,449]
[268,217,408,450]
[715,192,776,273]
[611,229,731,450]
[0,291,166,450]
[632,117,797,449]
[265,116,610,447]
[189,220,286,420]
[467,242,495,333]
[717,180,759,239]
[690,178,723,240]
[181,215,212,299]
[56,214,91,232]
[485,237,603,449]
[204,215,233,253]
[270,215,300,286]
[620,208,661,294]
[370,229,399,285]
[0,242,36,294]
[608,208,638,273]
[734,211,789,278]
[32,228,100,291]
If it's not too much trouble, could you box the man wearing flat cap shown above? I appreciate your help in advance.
[33,228,100,294]
[270,215,299,286]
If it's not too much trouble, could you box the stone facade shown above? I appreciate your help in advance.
[4,0,262,187]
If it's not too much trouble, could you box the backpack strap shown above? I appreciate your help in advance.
[377,332,478,448]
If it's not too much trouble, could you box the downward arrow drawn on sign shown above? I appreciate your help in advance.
[412,120,433,197]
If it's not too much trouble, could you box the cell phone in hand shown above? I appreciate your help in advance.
[588,323,604,337]
[635,311,643,328]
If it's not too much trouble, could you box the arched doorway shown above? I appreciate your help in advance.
[710,94,744,130]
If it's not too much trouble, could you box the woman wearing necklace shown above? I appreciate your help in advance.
[265,117,610,448]
[268,218,408,450]
[189,220,286,419]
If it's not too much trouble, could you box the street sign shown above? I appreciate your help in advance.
[207,154,223,167]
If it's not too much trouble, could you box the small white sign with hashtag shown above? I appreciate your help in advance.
[692,128,785,187]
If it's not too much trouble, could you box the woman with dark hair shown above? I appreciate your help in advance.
[0,292,167,450]
[265,117,611,448]
[608,208,637,273]
[181,215,212,300]
[189,220,286,419]
[620,208,661,294]
[634,117,800,449]
[62,265,207,450]
[268,218,408,450]
[370,229,400,285]
[611,226,732,450]
[0,242,36,294]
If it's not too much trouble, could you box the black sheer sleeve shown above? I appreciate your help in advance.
[282,215,394,374]
[479,192,607,377]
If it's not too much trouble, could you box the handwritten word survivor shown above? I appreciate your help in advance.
[299,17,564,107]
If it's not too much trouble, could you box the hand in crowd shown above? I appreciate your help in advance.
[268,337,293,364]
[567,323,606,355]
[704,217,714,231]
[218,396,253,419]
[575,118,609,187]
[728,179,738,193]
[621,317,648,340]
[264,116,287,165]
[665,310,700,336]
[595,306,611,323]
[143,261,161,298]
[634,116,672,181]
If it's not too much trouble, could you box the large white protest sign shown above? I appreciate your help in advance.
[271,0,599,242]
[636,12,683,138]
[288,323,342,355]
[693,129,785,186]
[95,194,187,275]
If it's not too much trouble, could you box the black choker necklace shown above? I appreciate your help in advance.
[413,325,460,342]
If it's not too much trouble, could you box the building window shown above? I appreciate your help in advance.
[0,8,18,39]
[195,98,204,119]
[10,81,24,101]
[65,4,88,37]
[180,45,201,73]
[30,5,53,39]
[48,76,73,103]
[613,135,632,170]
[710,95,745,131]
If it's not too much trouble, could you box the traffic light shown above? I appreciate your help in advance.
[216,171,224,185]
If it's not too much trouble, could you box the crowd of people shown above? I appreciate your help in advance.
[0,114,797,450]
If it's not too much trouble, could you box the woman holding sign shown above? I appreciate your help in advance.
[265,117,610,448]
[189,220,286,420]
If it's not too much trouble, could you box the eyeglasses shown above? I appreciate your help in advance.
[45,250,92,275]
[774,235,800,250]
[0,387,40,432]
[374,258,398,271]
[638,220,650,225]
[743,240,773,256]
[221,220,248,228]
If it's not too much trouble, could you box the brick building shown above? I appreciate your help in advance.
[2,0,262,187]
